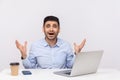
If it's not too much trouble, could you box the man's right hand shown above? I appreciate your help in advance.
[15,40,27,59]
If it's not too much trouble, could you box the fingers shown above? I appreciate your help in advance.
[15,40,18,45]
[24,41,27,47]
[83,38,86,44]
[83,38,86,42]
[79,39,86,47]
[74,39,86,48]
[74,39,86,47]
[15,40,20,49]
[15,40,27,49]
[24,41,27,53]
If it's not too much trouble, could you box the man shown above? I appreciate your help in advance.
[15,16,86,69]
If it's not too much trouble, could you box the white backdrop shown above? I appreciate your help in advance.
[0,0,120,70]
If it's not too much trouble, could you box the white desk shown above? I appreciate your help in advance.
[0,69,120,80]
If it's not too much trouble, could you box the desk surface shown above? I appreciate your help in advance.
[0,68,120,80]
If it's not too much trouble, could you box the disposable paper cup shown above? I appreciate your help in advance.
[10,62,19,76]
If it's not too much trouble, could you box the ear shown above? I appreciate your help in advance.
[58,29,60,33]
[42,26,44,32]
[58,27,60,33]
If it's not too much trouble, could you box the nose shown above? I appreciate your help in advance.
[50,26,53,31]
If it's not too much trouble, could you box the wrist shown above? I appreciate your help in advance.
[21,55,27,60]
[21,56,24,60]
[74,52,77,55]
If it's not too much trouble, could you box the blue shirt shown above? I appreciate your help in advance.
[22,38,75,69]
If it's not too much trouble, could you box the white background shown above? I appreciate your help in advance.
[0,0,120,70]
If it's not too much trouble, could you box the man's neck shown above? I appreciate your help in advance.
[45,38,57,47]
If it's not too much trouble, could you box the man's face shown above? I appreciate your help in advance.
[43,21,60,40]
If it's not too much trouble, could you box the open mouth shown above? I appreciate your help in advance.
[49,33,54,35]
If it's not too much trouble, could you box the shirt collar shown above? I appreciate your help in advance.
[42,38,62,47]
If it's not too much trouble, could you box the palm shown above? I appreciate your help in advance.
[74,39,86,54]
[15,40,27,57]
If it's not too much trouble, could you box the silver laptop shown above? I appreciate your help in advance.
[54,50,104,77]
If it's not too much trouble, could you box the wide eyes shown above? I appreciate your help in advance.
[46,24,50,28]
[53,24,57,28]
[45,24,58,28]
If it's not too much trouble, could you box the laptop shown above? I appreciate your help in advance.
[54,50,104,77]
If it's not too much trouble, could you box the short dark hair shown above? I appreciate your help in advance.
[43,16,60,26]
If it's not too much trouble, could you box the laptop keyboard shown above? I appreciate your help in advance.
[65,72,71,75]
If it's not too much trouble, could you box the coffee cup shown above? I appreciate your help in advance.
[10,62,19,76]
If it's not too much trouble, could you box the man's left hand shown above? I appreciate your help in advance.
[74,39,86,54]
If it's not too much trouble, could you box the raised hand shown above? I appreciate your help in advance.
[15,40,27,59]
[74,39,86,54]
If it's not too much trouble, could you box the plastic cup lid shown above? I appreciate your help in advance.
[10,62,19,65]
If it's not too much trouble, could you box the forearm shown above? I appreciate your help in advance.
[22,57,37,69]
[66,54,76,68]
